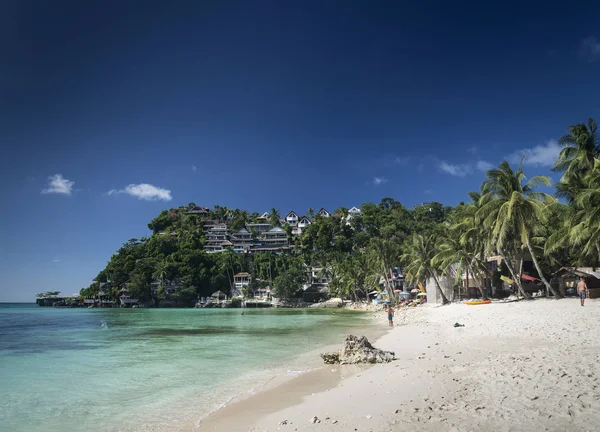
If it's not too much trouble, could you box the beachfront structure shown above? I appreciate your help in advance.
[553,267,600,298]
[302,264,331,291]
[316,208,331,218]
[378,268,404,291]
[233,272,251,297]
[348,206,361,217]
[119,287,139,307]
[150,279,181,296]
[284,211,300,225]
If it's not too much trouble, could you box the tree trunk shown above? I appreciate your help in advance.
[465,268,469,300]
[525,235,562,298]
[432,274,450,305]
[498,248,529,298]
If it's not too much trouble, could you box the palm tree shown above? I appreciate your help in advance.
[433,224,486,299]
[571,159,600,262]
[553,118,600,178]
[401,234,450,305]
[269,208,281,226]
[366,238,400,303]
[477,160,561,298]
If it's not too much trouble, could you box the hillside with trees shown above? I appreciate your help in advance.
[81,118,600,306]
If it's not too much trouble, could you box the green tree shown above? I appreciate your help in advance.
[553,118,600,178]
[478,160,560,297]
[401,233,450,304]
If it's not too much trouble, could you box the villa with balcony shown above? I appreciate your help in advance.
[233,272,251,297]
[255,227,289,251]
[230,228,254,253]
[284,211,300,226]
[205,223,229,253]
[316,208,331,218]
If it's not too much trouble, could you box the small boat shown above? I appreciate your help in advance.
[465,299,491,305]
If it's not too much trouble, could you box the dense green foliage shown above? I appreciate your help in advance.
[83,118,600,304]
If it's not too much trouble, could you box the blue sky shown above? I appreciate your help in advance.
[1,1,600,301]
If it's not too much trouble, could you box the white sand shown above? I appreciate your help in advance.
[198,299,600,432]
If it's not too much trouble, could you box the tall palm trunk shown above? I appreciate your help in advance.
[498,248,529,298]
[431,273,450,304]
[524,235,561,298]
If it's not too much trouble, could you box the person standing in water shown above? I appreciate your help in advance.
[386,304,394,327]
[577,278,589,307]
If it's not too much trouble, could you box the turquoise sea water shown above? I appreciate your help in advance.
[0,303,376,432]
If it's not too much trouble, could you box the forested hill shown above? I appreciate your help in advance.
[80,200,454,303]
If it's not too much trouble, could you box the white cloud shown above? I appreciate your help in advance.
[41,174,74,195]
[108,183,172,201]
[372,177,388,186]
[476,160,495,172]
[506,140,561,167]
[579,37,600,62]
[438,161,472,177]
[393,156,409,166]
[192,165,197,172]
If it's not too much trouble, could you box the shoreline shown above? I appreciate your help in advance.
[194,304,408,431]
[196,299,600,431]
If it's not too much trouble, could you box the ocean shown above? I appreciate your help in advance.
[0,303,377,432]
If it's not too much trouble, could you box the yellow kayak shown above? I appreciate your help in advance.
[465,299,491,305]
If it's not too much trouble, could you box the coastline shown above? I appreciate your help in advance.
[191,306,388,431]
[196,299,600,432]
[194,304,403,431]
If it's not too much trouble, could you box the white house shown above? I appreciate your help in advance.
[294,216,312,235]
[257,212,270,221]
[233,272,251,297]
[317,208,331,218]
[284,211,300,225]
[348,206,361,217]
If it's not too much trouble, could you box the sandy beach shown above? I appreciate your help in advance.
[198,299,600,432]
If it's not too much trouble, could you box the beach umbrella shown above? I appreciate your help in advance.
[399,291,411,297]
[411,288,419,294]
[417,293,427,297]
[393,289,402,293]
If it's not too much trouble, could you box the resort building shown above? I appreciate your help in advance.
[284,211,300,226]
[233,272,251,297]
[150,280,181,296]
[257,212,270,221]
[296,216,311,235]
[205,223,229,253]
[230,228,254,253]
[316,208,331,218]
[348,206,361,217]
[553,267,600,298]
[246,222,273,233]
[255,227,289,251]
[119,286,139,307]
[185,205,210,216]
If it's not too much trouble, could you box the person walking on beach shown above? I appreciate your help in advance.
[386,304,394,327]
[577,278,589,307]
